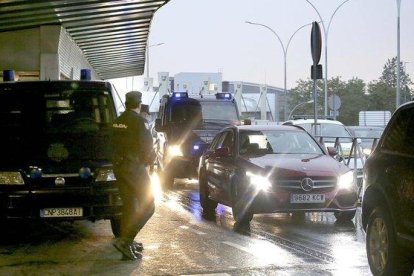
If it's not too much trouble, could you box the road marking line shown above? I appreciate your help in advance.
[144,243,160,250]
[221,241,251,254]
[179,225,206,235]
[222,240,300,266]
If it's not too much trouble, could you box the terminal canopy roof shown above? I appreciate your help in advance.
[0,0,169,79]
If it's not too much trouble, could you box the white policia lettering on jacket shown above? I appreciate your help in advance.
[113,123,128,129]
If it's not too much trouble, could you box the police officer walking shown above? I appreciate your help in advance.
[112,91,155,260]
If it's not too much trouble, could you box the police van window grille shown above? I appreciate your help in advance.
[104,97,110,122]
[200,102,238,121]
[171,103,201,123]
[97,95,114,124]
[44,92,115,133]
[91,97,101,123]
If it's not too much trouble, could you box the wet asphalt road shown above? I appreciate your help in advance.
[0,179,371,275]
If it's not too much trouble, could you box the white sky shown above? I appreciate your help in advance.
[110,0,414,95]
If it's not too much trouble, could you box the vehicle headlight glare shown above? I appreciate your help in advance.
[362,148,371,156]
[337,171,354,190]
[168,145,183,157]
[0,171,25,185]
[246,171,271,192]
[95,168,116,182]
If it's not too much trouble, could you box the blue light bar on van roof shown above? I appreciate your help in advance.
[3,70,15,82]
[215,93,232,100]
[80,69,91,80]
[172,92,188,98]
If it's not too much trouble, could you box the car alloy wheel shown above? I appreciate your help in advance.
[366,206,414,276]
[368,215,388,274]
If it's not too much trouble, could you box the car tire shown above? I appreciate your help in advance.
[366,206,414,276]
[231,181,253,225]
[110,218,121,238]
[199,170,217,218]
[334,210,356,221]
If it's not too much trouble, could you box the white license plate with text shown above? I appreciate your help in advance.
[40,207,83,218]
[290,194,325,203]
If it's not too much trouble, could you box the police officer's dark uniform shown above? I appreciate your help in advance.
[111,91,155,260]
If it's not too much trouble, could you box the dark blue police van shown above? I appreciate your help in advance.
[154,92,240,189]
[0,70,122,237]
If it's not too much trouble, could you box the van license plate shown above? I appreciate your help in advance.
[40,207,83,218]
[290,194,325,203]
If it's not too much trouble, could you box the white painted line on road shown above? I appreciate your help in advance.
[179,225,206,235]
[222,241,251,254]
[222,240,299,266]
[251,229,333,264]
[144,243,160,250]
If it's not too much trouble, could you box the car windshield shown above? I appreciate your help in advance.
[170,101,201,124]
[200,101,238,121]
[0,89,115,134]
[0,88,116,164]
[239,129,324,155]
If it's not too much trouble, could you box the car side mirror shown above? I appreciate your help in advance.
[214,147,230,158]
[154,118,164,132]
[327,146,338,157]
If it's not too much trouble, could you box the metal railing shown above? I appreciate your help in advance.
[316,136,380,198]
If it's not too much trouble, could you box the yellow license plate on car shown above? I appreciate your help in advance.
[40,207,83,218]
[290,194,325,203]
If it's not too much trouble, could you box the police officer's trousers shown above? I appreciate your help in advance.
[114,160,155,244]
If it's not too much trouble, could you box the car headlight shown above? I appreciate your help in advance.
[168,145,183,157]
[95,168,116,182]
[246,171,272,192]
[0,171,25,185]
[337,171,354,190]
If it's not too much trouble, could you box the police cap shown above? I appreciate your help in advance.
[125,91,142,105]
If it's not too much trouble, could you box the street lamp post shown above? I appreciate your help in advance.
[305,0,351,118]
[245,21,312,122]
[396,0,402,108]
[288,100,314,120]
[146,42,165,79]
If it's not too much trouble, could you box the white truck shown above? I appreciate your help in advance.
[359,111,391,127]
